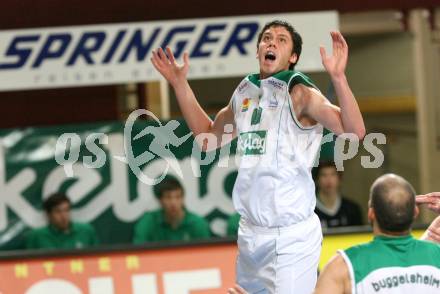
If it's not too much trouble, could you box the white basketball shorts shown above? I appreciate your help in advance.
[236,213,323,294]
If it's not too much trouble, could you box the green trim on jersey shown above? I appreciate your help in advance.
[246,70,317,89]
[286,71,321,130]
[275,97,287,165]
[286,95,319,131]
[247,73,261,87]
[245,70,321,131]
[288,71,319,91]
[344,235,440,284]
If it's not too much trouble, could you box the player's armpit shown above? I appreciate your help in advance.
[294,84,345,135]
[314,254,351,294]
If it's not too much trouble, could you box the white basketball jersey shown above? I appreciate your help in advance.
[230,70,324,227]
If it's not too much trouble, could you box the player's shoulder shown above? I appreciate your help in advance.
[242,70,308,86]
[27,226,50,238]
[241,73,260,89]
[402,237,440,266]
[237,71,318,94]
[287,71,318,91]
[71,222,95,233]
[137,209,162,223]
[185,210,207,224]
[231,74,260,108]
[273,70,298,83]
[415,238,440,254]
[315,252,352,294]
[343,239,378,259]
[246,70,298,83]
[328,253,350,270]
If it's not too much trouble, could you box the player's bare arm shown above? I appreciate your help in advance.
[295,31,365,139]
[314,254,351,294]
[421,216,440,243]
[150,47,236,150]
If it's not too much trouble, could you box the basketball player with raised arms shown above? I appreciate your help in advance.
[151,20,365,294]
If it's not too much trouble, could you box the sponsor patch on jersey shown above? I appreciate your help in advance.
[237,130,267,155]
[269,93,278,108]
[268,79,284,90]
[241,98,251,112]
[238,81,249,94]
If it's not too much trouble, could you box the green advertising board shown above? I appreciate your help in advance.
[0,117,241,250]
[0,115,334,250]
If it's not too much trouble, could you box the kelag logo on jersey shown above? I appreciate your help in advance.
[237,130,267,155]
[0,12,338,91]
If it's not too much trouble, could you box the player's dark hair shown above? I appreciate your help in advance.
[257,20,303,70]
[43,192,70,214]
[370,175,416,233]
[315,161,342,180]
[156,177,184,198]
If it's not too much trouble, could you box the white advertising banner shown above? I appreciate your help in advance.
[0,11,338,91]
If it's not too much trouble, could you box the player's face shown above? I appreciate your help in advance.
[317,167,340,194]
[160,189,184,218]
[48,201,71,231]
[257,26,297,78]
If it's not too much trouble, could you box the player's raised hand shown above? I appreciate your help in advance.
[421,216,440,243]
[227,285,248,294]
[150,47,189,87]
[320,31,348,79]
[416,192,440,214]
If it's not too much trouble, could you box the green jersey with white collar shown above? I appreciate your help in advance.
[339,235,440,294]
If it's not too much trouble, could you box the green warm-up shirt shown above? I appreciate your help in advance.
[25,222,98,250]
[133,209,211,243]
[340,235,440,294]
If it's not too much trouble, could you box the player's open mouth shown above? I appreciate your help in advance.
[265,51,276,61]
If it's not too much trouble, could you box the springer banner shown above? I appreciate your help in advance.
[0,11,338,91]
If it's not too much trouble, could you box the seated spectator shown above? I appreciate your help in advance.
[26,193,98,250]
[314,161,363,228]
[226,212,240,237]
[314,174,440,294]
[133,177,210,243]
